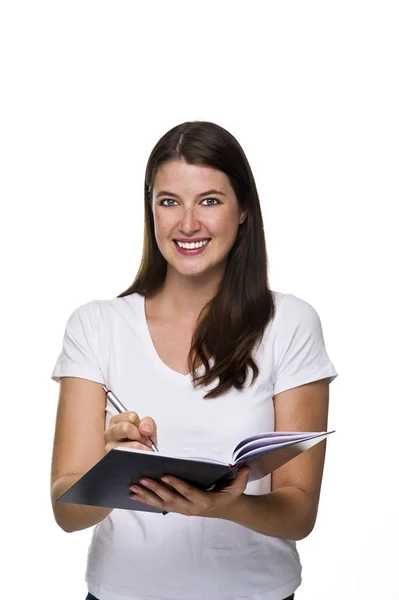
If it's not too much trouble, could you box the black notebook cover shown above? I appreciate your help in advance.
[56,449,236,513]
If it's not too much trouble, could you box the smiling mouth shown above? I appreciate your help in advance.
[174,239,211,249]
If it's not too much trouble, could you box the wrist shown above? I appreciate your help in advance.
[213,492,248,522]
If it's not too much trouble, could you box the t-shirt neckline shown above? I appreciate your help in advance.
[134,292,199,387]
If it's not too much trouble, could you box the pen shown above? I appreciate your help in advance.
[102,385,159,453]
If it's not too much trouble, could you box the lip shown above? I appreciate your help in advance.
[174,238,211,243]
[173,239,210,255]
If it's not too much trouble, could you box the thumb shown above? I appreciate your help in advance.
[221,466,250,494]
[139,417,157,443]
[233,466,250,491]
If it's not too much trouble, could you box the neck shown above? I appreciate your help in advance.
[149,272,222,325]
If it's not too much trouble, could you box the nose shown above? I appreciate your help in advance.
[178,207,201,233]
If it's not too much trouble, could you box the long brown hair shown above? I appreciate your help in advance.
[117,121,275,399]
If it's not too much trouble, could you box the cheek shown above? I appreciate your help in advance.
[213,215,240,240]
[206,214,230,234]
[154,209,175,229]
[153,216,173,240]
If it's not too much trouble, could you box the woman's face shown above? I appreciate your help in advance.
[151,160,247,280]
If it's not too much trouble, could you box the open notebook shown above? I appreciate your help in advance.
[56,430,334,513]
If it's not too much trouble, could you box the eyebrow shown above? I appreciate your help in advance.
[155,189,226,199]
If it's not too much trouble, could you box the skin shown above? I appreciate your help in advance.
[120,161,329,537]
[109,159,251,514]
[148,159,247,325]
[51,159,329,540]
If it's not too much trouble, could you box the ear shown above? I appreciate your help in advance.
[239,208,248,225]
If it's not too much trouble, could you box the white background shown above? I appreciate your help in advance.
[1,1,398,598]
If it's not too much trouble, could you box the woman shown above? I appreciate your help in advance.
[51,120,338,600]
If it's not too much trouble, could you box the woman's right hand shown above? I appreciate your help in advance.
[104,412,158,454]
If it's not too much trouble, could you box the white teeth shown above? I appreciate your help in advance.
[176,239,210,249]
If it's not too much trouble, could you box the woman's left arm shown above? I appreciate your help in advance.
[221,377,330,541]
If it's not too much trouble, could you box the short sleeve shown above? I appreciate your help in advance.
[51,300,105,385]
[273,294,338,396]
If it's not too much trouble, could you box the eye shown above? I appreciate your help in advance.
[159,198,220,207]
[202,197,220,206]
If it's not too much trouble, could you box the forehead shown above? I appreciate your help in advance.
[153,160,231,193]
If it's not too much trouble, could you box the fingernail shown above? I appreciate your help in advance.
[141,425,151,433]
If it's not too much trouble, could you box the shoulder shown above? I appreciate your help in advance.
[269,292,326,351]
[271,291,321,331]
[87,294,138,321]
[64,299,98,327]
[64,294,137,333]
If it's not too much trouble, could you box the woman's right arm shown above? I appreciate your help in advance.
[50,376,113,532]
[51,376,158,533]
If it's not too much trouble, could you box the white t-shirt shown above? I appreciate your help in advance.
[51,291,338,600]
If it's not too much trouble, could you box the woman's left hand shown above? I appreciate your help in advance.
[129,466,250,518]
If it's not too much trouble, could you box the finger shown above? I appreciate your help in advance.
[228,466,250,492]
[215,466,250,494]
[129,483,168,510]
[106,440,152,453]
[109,411,140,428]
[104,421,149,446]
[158,476,205,506]
[134,478,189,510]
[138,417,158,445]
